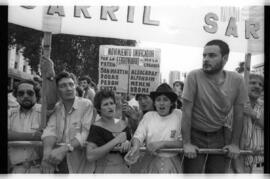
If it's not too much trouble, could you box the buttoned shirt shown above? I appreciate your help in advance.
[41,97,94,173]
[41,96,93,146]
[8,104,41,165]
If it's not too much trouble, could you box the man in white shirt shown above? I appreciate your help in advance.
[8,80,42,173]
[41,71,94,173]
[79,75,96,102]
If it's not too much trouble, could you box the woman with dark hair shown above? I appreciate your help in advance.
[125,83,183,173]
[86,90,131,173]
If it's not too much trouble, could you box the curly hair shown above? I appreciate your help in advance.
[93,89,116,115]
[13,79,41,101]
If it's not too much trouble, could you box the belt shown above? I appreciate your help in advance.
[191,127,224,136]
[256,163,264,167]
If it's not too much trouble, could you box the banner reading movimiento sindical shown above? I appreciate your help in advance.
[98,45,161,94]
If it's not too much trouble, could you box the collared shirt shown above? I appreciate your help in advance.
[243,99,264,166]
[41,96,93,146]
[8,104,41,165]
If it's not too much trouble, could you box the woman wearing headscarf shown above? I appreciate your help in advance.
[125,83,183,173]
[86,90,131,173]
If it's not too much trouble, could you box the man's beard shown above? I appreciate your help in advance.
[20,101,35,110]
[203,61,223,74]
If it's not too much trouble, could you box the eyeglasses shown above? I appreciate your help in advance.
[17,90,35,97]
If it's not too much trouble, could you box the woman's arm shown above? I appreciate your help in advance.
[86,132,127,162]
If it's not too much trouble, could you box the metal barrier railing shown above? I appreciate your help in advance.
[8,141,264,155]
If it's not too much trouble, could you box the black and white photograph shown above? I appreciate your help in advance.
[1,0,269,176]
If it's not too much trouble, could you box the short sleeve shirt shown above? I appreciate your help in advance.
[133,109,182,157]
[182,69,248,132]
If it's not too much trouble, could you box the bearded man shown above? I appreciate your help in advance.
[8,80,42,173]
[181,39,248,173]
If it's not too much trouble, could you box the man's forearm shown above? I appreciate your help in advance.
[231,105,244,146]
[231,119,242,146]
[43,136,57,155]
[182,117,191,144]
[181,100,193,145]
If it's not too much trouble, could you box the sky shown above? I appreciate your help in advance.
[139,41,264,82]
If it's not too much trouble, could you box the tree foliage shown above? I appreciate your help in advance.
[8,23,43,72]
[8,23,136,83]
[51,34,136,84]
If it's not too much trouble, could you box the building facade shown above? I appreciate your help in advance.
[8,46,37,90]
[168,71,186,86]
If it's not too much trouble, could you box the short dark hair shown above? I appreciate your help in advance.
[76,86,84,97]
[79,75,92,84]
[249,73,264,85]
[173,81,184,90]
[55,71,76,86]
[205,39,230,57]
[13,79,41,101]
[153,94,176,114]
[94,89,116,115]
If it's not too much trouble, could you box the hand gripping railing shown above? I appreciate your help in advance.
[8,141,264,155]
[8,141,264,173]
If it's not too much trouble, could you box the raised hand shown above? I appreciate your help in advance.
[40,56,55,78]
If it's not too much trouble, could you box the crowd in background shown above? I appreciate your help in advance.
[7,39,264,174]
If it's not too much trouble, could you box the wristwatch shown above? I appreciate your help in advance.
[46,76,54,81]
[66,143,74,152]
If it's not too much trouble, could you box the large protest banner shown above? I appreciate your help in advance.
[99,45,161,94]
[8,6,264,54]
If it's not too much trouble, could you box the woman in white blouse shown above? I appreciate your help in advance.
[125,83,183,173]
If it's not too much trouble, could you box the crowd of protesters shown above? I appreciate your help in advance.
[7,39,264,174]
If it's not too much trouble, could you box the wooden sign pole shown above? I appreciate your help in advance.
[244,53,251,86]
[40,32,52,129]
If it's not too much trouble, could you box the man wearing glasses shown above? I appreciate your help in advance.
[8,80,42,173]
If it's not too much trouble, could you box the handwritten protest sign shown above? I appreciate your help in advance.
[98,45,160,94]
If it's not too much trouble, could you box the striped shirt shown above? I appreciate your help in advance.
[242,99,264,166]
